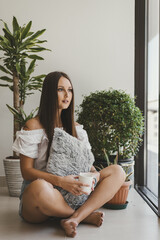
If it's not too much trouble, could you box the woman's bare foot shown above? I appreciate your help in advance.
[82,211,104,227]
[60,219,78,238]
[60,211,104,237]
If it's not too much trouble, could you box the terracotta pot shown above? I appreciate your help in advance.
[107,180,132,205]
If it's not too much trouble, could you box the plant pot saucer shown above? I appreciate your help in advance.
[103,201,129,210]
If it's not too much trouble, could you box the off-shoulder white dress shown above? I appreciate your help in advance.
[13,125,92,172]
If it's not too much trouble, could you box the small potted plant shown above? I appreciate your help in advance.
[0,17,50,196]
[76,89,144,182]
[100,149,133,209]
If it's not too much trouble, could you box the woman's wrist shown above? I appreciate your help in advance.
[50,174,63,187]
[57,176,64,188]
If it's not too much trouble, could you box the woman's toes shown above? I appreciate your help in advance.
[60,219,78,238]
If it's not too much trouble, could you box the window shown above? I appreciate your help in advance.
[135,0,160,217]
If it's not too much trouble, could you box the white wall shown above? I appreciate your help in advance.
[0,0,134,175]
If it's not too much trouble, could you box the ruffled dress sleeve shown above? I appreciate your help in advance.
[12,129,46,159]
[76,125,92,150]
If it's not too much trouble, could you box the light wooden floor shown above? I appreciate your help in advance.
[0,187,160,240]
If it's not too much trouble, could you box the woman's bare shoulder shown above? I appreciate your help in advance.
[75,122,80,126]
[23,117,43,131]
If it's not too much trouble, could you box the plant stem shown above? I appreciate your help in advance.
[13,72,20,156]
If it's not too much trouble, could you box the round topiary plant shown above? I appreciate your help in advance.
[76,89,144,160]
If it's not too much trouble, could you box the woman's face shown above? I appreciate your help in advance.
[57,76,73,110]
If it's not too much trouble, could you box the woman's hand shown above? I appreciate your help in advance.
[59,175,90,196]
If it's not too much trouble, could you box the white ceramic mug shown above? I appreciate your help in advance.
[79,172,93,194]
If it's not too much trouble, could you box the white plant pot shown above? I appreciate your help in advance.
[3,158,23,197]
[119,160,135,184]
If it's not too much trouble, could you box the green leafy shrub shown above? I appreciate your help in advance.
[76,89,144,160]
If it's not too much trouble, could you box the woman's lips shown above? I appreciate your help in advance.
[62,100,69,103]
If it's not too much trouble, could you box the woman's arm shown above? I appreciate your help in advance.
[20,154,89,195]
[20,154,62,186]
[20,118,63,186]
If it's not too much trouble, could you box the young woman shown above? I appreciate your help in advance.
[13,71,126,238]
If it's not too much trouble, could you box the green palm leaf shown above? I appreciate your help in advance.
[0,65,12,75]
[18,41,35,51]
[0,76,12,82]
[6,104,20,116]
[16,62,21,74]
[27,59,36,75]
[28,29,46,41]
[29,47,50,52]
[21,21,32,40]
[0,83,11,87]
[7,104,39,127]
[0,34,12,47]
[26,31,34,37]
[36,40,47,44]
[32,74,46,79]
[0,19,11,34]
[12,16,20,34]
[28,54,44,60]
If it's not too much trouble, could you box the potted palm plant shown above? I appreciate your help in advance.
[0,16,50,196]
[76,89,144,183]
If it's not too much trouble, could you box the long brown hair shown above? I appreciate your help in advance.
[38,71,77,159]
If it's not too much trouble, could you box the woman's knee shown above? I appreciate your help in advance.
[21,179,53,223]
[111,165,126,180]
[24,179,53,200]
[100,165,126,181]
[32,178,53,190]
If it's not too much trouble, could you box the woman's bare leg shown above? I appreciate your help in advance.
[61,165,126,237]
[21,179,104,226]
[22,179,74,223]
[82,211,104,226]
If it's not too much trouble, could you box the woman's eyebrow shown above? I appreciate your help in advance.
[58,85,72,88]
